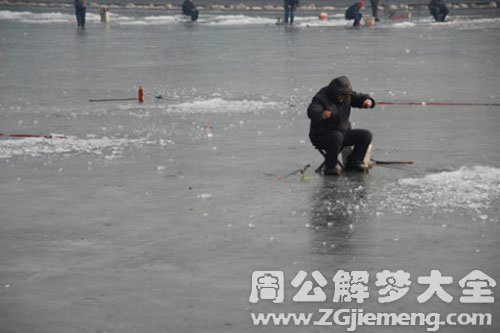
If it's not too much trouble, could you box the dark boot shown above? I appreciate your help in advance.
[324,165,340,176]
[345,160,366,172]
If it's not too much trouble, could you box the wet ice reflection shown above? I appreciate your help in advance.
[308,174,371,254]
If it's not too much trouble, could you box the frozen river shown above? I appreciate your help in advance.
[1,6,499,333]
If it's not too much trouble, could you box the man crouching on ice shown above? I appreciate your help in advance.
[307,76,375,176]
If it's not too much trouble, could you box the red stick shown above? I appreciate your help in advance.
[89,98,137,102]
[378,101,500,107]
[0,133,66,139]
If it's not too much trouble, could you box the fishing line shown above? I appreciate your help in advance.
[379,101,500,107]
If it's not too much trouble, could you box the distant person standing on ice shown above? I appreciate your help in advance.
[345,2,365,28]
[284,0,299,25]
[182,0,199,22]
[74,0,88,29]
[429,0,449,22]
[370,0,380,22]
[307,76,375,176]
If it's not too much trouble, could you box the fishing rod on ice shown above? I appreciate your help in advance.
[278,164,310,180]
[88,85,180,103]
[314,148,413,174]
[378,101,500,107]
[89,86,148,103]
[371,159,413,165]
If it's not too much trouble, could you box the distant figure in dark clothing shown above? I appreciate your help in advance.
[307,76,375,176]
[284,0,299,25]
[182,0,199,22]
[345,2,365,28]
[429,0,449,22]
[370,0,380,21]
[74,0,88,29]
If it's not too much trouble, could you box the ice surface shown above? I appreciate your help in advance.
[1,6,499,333]
[164,98,280,114]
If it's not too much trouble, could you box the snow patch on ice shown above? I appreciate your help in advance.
[391,22,416,28]
[205,14,275,26]
[293,16,349,27]
[0,136,154,159]
[0,10,100,24]
[201,14,344,26]
[434,17,500,27]
[164,98,280,114]
[118,14,181,26]
[380,166,500,214]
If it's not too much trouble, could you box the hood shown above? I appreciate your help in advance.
[327,76,353,100]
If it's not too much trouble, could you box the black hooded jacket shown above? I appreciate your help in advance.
[182,0,196,16]
[307,76,375,137]
[345,2,362,20]
[429,0,449,21]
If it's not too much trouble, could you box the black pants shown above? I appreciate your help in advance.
[346,13,363,27]
[75,6,86,28]
[190,9,199,22]
[370,0,379,19]
[185,9,199,22]
[310,129,372,168]
[431,9,447,22]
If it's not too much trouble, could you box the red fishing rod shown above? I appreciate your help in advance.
[0,133,67,139]
[378,101,500,107]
